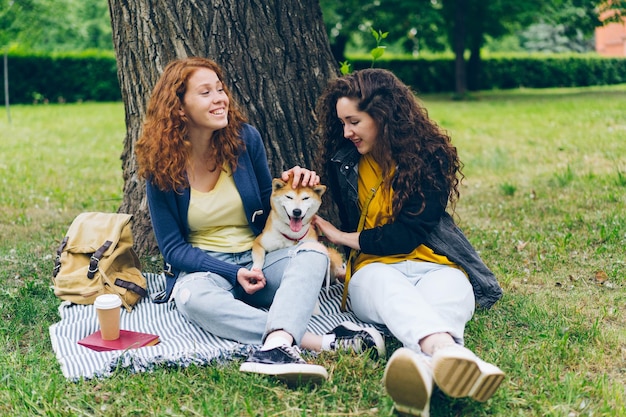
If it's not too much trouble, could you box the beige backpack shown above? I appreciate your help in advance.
[52,212,147,311]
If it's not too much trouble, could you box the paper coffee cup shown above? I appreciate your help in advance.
[94,294,122,340]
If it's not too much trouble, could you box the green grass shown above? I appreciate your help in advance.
[0,85,625,416]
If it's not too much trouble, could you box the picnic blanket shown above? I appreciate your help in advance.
[49,273,386,381]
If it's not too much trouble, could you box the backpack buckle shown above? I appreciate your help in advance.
[87,255,100,279]
[87,241,112,279]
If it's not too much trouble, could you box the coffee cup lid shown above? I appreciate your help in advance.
[94,294,122,309]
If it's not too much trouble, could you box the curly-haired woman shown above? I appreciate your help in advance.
[313,68,505,414]
[135,57,384,385]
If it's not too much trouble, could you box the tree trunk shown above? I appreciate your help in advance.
[467,43,481,91]
[107,0,339,256]
[329,33,348,64]
[466,0,485,92]
[452,0,467,97]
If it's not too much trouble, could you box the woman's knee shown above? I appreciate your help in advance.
[297,240,328,255]
[175,286,208,316]
[175,274,232,316]
[440,267,474,298]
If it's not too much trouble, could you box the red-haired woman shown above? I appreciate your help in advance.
[136,57,384,384]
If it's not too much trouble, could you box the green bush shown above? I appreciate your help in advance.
[3,51,626,103]
[350,53,626,93]
[5,49,120,104]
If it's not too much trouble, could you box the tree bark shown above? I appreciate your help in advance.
[107,0,339,256]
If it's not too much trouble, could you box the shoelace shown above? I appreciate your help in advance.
[282,345,306,363]
[332,333,367,353]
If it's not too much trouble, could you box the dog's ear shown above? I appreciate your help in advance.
[272,178,288,191]
[313,184,327,197]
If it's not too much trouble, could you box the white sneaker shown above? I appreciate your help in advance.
[431,344,505,402]
[383,348,433,416]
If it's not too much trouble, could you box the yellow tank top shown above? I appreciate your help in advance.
[353,154,458,272]
[187,165,256,252]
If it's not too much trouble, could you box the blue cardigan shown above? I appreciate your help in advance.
[146,124,272,303]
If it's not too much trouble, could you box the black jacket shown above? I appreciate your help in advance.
[327,144,503,309]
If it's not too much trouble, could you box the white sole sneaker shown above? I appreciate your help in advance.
[432,345,505,402]
[383,348,432,416]
[239,345,328,385]
[240,361,328,385]
[333,321,387,358]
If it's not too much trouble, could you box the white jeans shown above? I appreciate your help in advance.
[348,260,475,353]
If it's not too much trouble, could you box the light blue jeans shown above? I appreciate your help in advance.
[348,260,475,353]
[173,243,328,345]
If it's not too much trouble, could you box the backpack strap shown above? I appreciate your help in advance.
[114,278,148,298]
[87,241,113,279]
[53,236,69,278]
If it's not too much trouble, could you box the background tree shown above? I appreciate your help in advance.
[107,0,339,255]
[319,0,547,95]
[320,0,374,62]
[1,0,40,121]
[440,0,625,93]
[441,0,546,94]
[319,0,625,95]
[519,0,626,53]
[320,0,445,61]
[1,0,113,52]
[1,0,113,120]
[0,0,44,50]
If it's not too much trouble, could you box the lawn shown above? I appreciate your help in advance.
[0,84,624,416]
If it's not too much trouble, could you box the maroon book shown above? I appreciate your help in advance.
[78,330,160,352]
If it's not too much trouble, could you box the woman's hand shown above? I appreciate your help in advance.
[237,267,266,294]
[313,215,361,250]
[282,165,320,188]
[312,215,341,244]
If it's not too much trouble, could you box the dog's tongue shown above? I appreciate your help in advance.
[290,217,303,232]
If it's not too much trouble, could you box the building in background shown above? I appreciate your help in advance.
[595,11,626,56]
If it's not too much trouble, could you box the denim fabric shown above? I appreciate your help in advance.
[348,261,475,353]
[173,243,328,345]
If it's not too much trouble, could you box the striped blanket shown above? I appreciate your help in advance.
[49,273,383,381]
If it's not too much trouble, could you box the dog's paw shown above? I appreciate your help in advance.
[332,266,346,283]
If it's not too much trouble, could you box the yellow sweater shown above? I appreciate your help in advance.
[353,154,458,272]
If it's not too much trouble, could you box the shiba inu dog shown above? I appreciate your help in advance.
[251,175,345,280]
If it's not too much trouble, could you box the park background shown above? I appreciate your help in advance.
[1,1,625,416]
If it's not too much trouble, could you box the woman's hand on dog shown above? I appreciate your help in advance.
[237,267,266,294]
[313,215,361,251]
[282,166,320,188]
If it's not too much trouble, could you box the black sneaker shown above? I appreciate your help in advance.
[328,321,386,358]
[239,345,328,384]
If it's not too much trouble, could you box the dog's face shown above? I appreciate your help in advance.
[270,177,326,233]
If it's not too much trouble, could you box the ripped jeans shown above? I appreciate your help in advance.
[172,243,328,346]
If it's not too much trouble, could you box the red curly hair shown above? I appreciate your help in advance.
[136,57,247,191]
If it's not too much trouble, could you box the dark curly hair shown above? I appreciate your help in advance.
[315,68,463,218]
[136,57,247,192]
